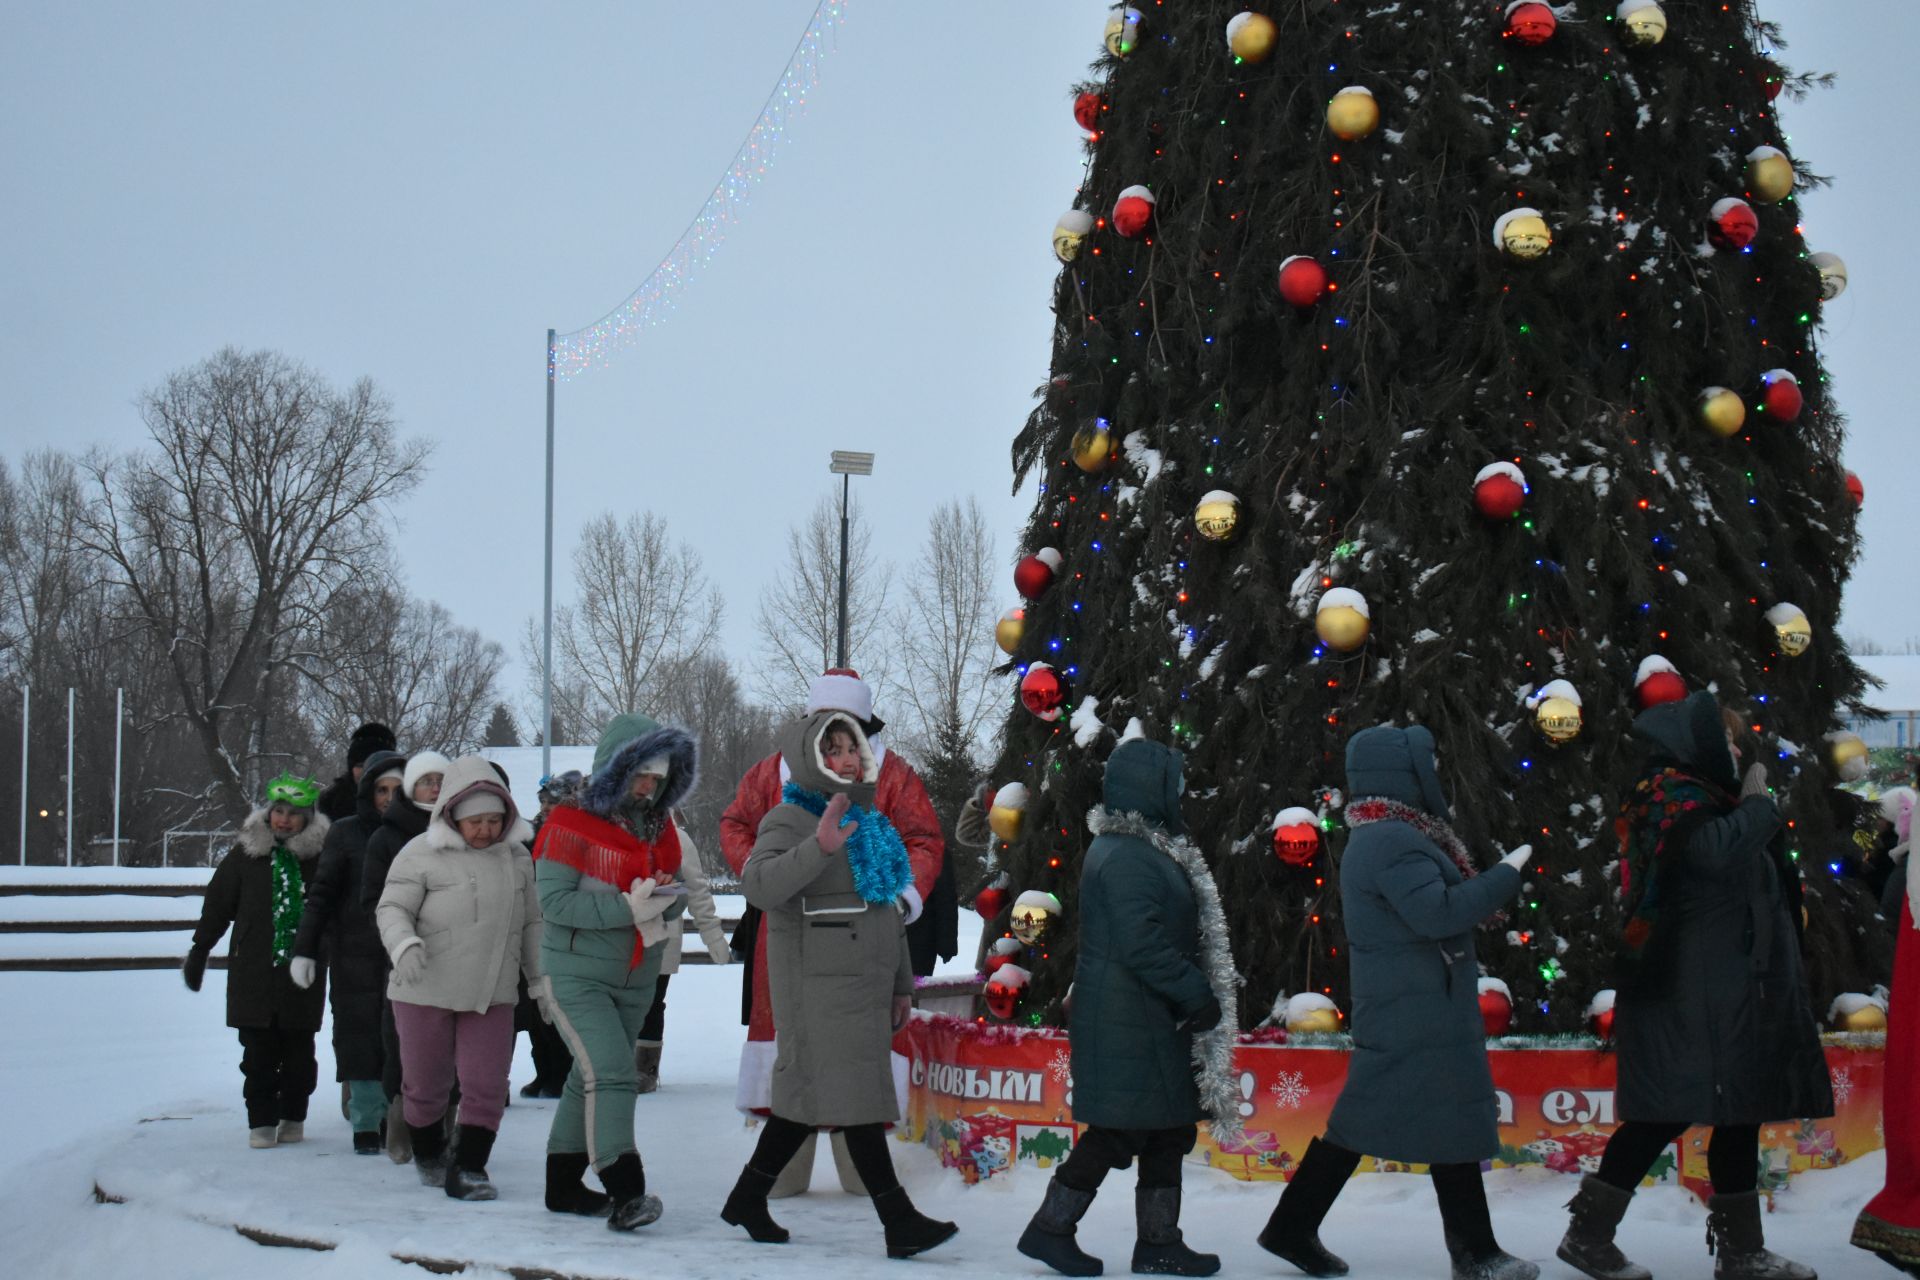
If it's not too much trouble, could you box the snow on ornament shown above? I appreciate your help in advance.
[1760,369,1802,423]
[1011,890,1063,946]
[1015,548,1064,600]
[1828,991,1888,1034]
[1472,461,1527,520]
[1529,679,1584,746]
[1633,655,1687,710]
[1071,421,1116,472]
[1074,91,1104,135]
[1272,807,1321,867]
[1616,0,1667,46]
[1697,386,1747,438]
[984,936,1024,976]
[1194,490,1243,542]
[1226,11,1278,64]
[1478,978,1514,1037]
[987,782,1030,842]
[1315,588,1371,653]
[1746,146,1795,204]
[1846,470,1864,508]
[1111,184,1156,239]
[1493,207,1552,260]
[974,876,1011,921]
[1103,6,1142,58]
[1020,663,1067,721]
[1325,87,1380,141]
[995,607,1026,656]
[1503,1,1558,46]
[1587,989,1617,1041]
[1277,255,1328,308]
[984,963,1031,1019]
[1283,992,1343,1035]
[1709,197,1759,251]
[1053,209,1094,263]
[1810,251,1848,300]
[1766,602,1814,658]
[1826,731,1870,783]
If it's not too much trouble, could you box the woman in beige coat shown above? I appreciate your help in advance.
[377,755,542,1201]
[720,710,955,1259]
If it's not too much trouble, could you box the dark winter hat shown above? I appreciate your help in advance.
[356,749,407,794]
[1345,723,1450,820]
[346,722,398,768]
[1101,737,1186,836]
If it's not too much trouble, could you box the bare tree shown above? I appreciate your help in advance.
[884,497,1002,763]
[651,652,776,880]
[75,348,429,820]
[0,452,89,682]
[522,511,725,742]
[754,492,894,710]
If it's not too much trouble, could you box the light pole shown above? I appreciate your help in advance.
[828,451,874,669]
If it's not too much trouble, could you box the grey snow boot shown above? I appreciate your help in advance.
[1131,1187,1220,1276]
[633,1042,661,1095]
[1450,1255,1541,1280]
[409,1118,451,1188]
[1556,1176,1651,1280]
[1017,1177,1104,1276]
[1705,1192,1816,1280]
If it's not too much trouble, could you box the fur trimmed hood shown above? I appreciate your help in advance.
[583,719,699,820]
[426,755,534,851]
[235,806,331,859]
[1086,803,1242,1143]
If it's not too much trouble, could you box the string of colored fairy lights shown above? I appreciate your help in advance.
[551,0,847,377]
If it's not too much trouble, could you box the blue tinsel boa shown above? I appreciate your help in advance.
[781,782,913,905]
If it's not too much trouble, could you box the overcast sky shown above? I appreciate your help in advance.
[3,1,1912,724]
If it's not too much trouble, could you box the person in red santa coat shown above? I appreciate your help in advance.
[720,669,943,1195]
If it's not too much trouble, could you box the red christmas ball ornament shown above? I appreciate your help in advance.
[1020,663,1068,722]
[1633,655,1686,710]
[1588,989,1617,1041]
[1846,470,1864,507]
[984,964,1031,1020]
[1271,807,1320,868]
[974,881,1010,921]
[1759,60,1785,101]
[1276,255,1328,308]
[984,937,1023,976]
[1478,978,1513,1037]
[1472,462,1527,520]
[1761,369,1802,423]
[1014,547,1064,601]
[1708,197,1758,251]
[1074,91,1104,135]
[1111,184,1156,239]
[1503,0,1558,45]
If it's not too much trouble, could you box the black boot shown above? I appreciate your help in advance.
[1556,1176,1651,1280]
[353,1130,383,1155]
[1131,1186,1220,1276]
[721,1164,790,1244]
[1433,1162,1538,1280]
[444,1125,498,1201]
[1257,1137,1358,1277]
[1705,1191,1817,1280]
[873,1185,959,1258]
[599,1152,662,1231]
[1017,1176,1103,1276]
[409,1118,451,1188]
[545,1153,611,1217]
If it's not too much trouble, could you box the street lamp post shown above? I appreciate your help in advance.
[828,451,875,669]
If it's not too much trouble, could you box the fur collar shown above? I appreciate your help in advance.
[583,725,698,820]
[1345,796,1477,880]
[1087,805,1243,1143]
[235,807,330,860]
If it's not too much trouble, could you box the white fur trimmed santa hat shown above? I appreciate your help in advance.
[806,668,884,736]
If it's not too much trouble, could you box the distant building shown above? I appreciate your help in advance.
[1848,655,1920,749]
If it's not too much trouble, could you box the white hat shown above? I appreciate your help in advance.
[806,668,875,726]
[403,751,453,806]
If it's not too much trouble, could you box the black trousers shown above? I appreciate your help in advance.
[1597,1121,1759,1195]
[747,1113,901,1197]
[381,997,403,1101]
[237,1025,318,1129]
[1057,1124,1197,1191]
[639,974,671,1044]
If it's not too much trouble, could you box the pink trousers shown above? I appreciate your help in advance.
[391,1000,514,1131]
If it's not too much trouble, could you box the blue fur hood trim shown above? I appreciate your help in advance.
[583,725,699,819]
[782,781,912,905]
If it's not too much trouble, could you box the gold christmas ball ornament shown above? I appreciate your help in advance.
[1226,11,1278,64]
[1325,87,1380,142]
[1011,890,1063,946]
[1072,422,1116,472]
[1493,207,1552,260]
[1282,993,1344,1036]
[994,607,1026,655]
[1104,5,1143,57]
[987,782,1030,843]
[1766,602,1813,657]
[1530,679,1584,746]
[1810,251,1848,301]
[1194,489,1243,542]
[1746,146,1795,204]
[1616,0,1668,46]
[1829,993,1889,1034]
[1052,210,1094,263]
[1827,732,1870,782]
[1697,386,1747,438]
[1314,588,1371,653]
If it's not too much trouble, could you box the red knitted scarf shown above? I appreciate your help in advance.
[532,804,682,968]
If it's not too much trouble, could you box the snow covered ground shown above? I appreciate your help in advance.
[0,960,1894,1278]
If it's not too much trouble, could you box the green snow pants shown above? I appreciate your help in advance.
[544,962,661,1170]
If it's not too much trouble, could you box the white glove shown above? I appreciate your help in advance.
[531,975,559,1025]
[392,940,426,985]
[289,956,317,989]
[1500,844,1533,872]
[898,885,925,926]
[1892,842,1912,864]
[1740,763,1770,799]
[701,926,733,965]
[625,879,673,927]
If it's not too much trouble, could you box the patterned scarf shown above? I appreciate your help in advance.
[1613,765,1729,986]
[269,847,304,965]
[781,782,912,904]
[533,803,683,969]
[1345,796,1477,879]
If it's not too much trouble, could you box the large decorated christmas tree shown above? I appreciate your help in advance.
[978,0,1890,1035]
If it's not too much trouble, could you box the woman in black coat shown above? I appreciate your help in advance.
[1558,692,1828,1280]
[290,750,405,1153]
